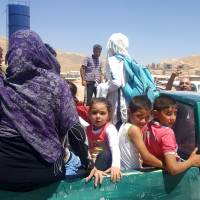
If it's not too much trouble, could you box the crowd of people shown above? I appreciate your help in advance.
[0,29,199,192]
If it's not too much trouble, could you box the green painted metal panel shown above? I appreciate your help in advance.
[0,168,200,200]
[195,102,200,148]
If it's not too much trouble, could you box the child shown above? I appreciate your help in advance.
[85,97,121,184]
[119,95,164,170]
[143,95,200,175]
[67,80,90,124]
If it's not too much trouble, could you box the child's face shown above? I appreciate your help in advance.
[155,106,177,128]
[129,108,151,128]
[89,102,110,128]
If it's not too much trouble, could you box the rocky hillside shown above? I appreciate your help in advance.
[161,55,200,68]
[1,37,200,74]
[158,55,200,76]
[56,50,85,72]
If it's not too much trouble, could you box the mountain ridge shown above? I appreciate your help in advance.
[1,37,200,73]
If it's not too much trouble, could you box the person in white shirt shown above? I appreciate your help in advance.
[85,97,121,186]
[97,33,129,129]
[119,95,164,170]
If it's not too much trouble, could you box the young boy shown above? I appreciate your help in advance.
[143,95,200,175]
[119,95,164,170]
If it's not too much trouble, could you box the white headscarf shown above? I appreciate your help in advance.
[102,33,129,124]
[106,33,129,58]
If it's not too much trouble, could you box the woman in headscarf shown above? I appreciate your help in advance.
[98,33,157,129]
[0,30,90,191]
[97,33,129,129]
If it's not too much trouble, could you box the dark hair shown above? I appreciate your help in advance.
[129,95,152,112]
[153,95,176,111]
[44,43,57,57]
[90,97,112,115]
[66,80,77,97]
[93,44,102,51]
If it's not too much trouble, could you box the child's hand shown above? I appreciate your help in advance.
[189,147,200,167]
[85,167,108,187]
[104,167,122,183]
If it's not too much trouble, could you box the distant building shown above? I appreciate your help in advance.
[195,70,200,76]
[163,63,173,69]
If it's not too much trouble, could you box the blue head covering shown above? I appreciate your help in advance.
[0,30,79,163]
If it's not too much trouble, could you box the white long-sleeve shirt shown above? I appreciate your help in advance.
[90,123,120,168]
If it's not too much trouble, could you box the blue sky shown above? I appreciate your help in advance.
[0,0,200,64]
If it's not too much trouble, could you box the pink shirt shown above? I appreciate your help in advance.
[143,121,178,161]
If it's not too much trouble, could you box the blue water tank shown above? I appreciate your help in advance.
[8,4,30,37]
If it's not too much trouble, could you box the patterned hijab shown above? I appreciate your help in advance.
[106,33,129,58]
[0,30,79,163]
[6,30,60,77]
